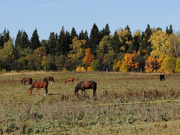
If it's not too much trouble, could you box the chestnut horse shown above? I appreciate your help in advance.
[74,81,97,99]
[29,81,48,95]
[43,76,55,84]
[21,78,32,85]
[65,77,74,85]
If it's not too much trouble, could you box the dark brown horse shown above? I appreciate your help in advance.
[65,77,74,85]
[43,76,55,84]
[74,81,97,99]
[21,78,32,85]
[29,81,48,95]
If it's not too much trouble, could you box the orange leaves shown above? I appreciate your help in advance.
[115,52,141,72]
[83,48,95,66]
[145,56,164,73]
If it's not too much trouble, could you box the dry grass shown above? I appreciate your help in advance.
[0,71,180,134]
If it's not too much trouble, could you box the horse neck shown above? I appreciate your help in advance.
[29,84,34,90]
[75,84,80,92]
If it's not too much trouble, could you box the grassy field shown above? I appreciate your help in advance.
[0,71,180,135]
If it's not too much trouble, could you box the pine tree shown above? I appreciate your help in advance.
[15,30,30,49]
[47,32,57,55]
[88,23,101,55]
[22,31,30,48]
[166,24,173,35]
[30,28,41,50]
[0,34,4,48]
[0,29,10,48]
[131,31,141,52]
[15,30,23,48]
[56,26,71,56]
[71,27,78,40]
[112,31,121,54]
[101,24,111,38]
[139,24,152,55]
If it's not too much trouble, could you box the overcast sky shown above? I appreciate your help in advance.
[0,0,180,40]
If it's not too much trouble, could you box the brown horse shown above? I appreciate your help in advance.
[43,76,55,84]
[74,81,97,99]
[29,81,48,95]
[65,77,74,85]
[21,78,32,85]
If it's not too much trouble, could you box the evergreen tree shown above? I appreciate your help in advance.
[0,34,3,48]
[139,24,152,55]
[15,30,29,49]
[47,32,57,55]
[0,29,10,48]
[101,24,111,38]
[166,24,173,34]
[131,31,141,52]
[79,30,85,40]
[30,28,41,50]
[2,29,10,43]
[56,26,71,56]
[15,30,23,48]
[112,31,121,54]
[84,30,89,41]
[64,31,71,55]
[88,23,101,55]
[22,31,30,48]
[71,27,78,40]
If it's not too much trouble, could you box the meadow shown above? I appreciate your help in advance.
[0,71,180,135]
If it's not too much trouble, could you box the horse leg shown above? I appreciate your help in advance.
[44,87,48,95]
[35,88,39,95]
[93,88,97,99]
[75,90,79,98]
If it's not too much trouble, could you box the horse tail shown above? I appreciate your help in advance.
[30,78,32,85]
[92,81,97,98]
[52,78,55,83]
[21,79,23,84]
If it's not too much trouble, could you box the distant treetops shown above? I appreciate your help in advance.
[0,24,179,73]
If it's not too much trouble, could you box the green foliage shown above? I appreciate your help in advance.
[56,26,71,56]
[0,39,14,59]
[15,30,30,49]
[41,56,50,71]
[88,23,101,54]
[46,32,57,55]
[90,60,100,71]
[55,55,67,70]
[30,28,41,50]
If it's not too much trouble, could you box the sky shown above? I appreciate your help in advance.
[0,0,180,40]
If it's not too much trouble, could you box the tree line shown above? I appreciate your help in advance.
[0,23,180,73]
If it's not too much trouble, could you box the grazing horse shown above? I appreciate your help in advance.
[160,74,165,81]
[65,77,74,85]
[21,78,32,85]
[43,76,55,84]
[29,81,48,95]
[74,81,97,99]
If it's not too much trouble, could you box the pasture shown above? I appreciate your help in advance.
[0,71,180,134]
